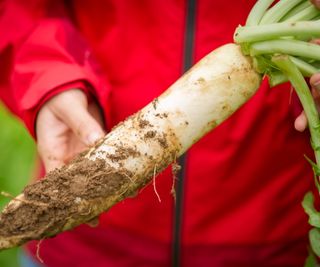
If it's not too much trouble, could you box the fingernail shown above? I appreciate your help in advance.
[87,132,103,146]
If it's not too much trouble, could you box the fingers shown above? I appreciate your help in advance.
[44,156,64,173]
[294,78,320,133]
[311,0,320,9]
[36,89,105,172]
[294,38,320,132]
[36,106,69,172]
[310,73,320,92]
[50,90,105,146]
[294,111,308,132]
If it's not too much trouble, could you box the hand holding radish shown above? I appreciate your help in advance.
[36,89,105,172]
[295,74,320,132]
[286,0,320,132]
[294,13,320,132]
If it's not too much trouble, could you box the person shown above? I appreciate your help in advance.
[1,0,320,266]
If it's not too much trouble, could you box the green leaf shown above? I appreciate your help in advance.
[310,228,320,257]
[304,249,318,267]
[268,71,288,87]
[304,154,320,176]
[304,155,320,191]
[314,173,320,193]
[240,43,251,56]
[0,102,36,266]
[302,192,320,228]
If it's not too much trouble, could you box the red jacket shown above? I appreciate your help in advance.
[0,0,315,266]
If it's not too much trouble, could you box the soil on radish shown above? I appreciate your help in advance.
[0,155,135,240]
[0,111,180,246]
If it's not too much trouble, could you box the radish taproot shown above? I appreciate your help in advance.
[0,43,261,250]
[1,0,320,252]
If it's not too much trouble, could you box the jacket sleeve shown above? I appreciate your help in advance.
[0,0,110,137]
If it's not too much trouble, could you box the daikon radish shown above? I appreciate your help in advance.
[1,0,320,251]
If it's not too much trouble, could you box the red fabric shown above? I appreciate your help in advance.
[0,0,315,266]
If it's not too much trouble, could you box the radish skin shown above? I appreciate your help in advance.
[90,44,261,161]
[0,44,261,250]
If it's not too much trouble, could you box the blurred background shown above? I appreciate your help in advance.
[0,102,37,267]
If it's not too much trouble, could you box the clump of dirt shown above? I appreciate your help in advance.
[0,148,137,241]
[138,119,153,129]
[155,113,168,119]
[144,131,157,139]
[152,98,159,109]
[172,162,181,175]
[107,146,140,162]
[170,162,181,202]
[157,133,169,149]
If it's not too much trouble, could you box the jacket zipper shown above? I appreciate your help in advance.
[172,1,196,266]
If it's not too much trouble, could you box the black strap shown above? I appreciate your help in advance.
[171,0,196,266]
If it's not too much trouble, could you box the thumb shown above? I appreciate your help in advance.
[310,73,320,92]
[52,90,105,146]
[294,111,308,132]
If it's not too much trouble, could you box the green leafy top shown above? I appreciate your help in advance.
[234,0,320,86]
[236,1,320,263]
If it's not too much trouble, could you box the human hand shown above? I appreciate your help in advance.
[294,38,320,132]
[36,89,105,172]
[294,75,320,132]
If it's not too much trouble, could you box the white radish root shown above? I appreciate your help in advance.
[0,44,261,250]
